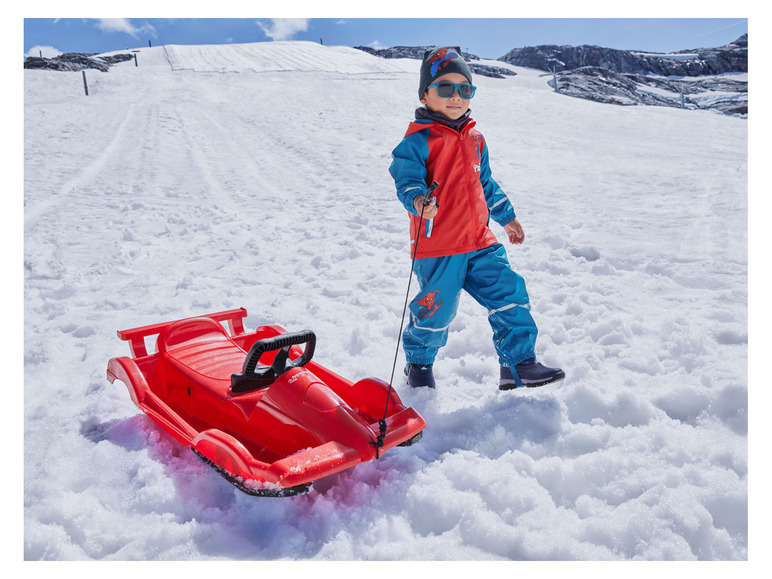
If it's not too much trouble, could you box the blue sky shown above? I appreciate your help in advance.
[24,17,748,60]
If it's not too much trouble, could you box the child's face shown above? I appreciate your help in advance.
[421,72,472,120]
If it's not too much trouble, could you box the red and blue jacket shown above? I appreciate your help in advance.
[389,113,517,259]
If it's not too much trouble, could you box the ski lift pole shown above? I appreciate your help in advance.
[372,180,440,459]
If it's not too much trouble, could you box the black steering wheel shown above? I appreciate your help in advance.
[231,330,316,393]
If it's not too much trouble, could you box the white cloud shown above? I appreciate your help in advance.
[26,45,61,58]
[257,19,310,41]
[94,19,156,39]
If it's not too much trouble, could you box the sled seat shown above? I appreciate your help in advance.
[158,317,247,382]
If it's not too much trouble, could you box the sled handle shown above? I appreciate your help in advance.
[231,330,316,393]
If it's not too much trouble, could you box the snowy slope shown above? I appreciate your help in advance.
[163,41,419,74]
[24,41,748,561]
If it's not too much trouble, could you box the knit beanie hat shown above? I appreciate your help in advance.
[418,46,473,99]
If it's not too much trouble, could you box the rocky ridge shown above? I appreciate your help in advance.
[551,66,747,116]
[359,35,748,117]
[24,52,135,72]
[499,34,747,77]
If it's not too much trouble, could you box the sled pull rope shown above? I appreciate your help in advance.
[374,181,440,459]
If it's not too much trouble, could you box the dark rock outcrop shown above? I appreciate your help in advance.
[24,52,134,72]
[550,66,747,116]
[500,34,747,77]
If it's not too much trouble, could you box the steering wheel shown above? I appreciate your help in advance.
[231,330,316,393]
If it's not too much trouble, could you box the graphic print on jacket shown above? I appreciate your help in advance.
[390,117,518,259]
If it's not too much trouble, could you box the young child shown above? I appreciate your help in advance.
[389,46,564,390]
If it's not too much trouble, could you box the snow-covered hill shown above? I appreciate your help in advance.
[24,41,748,561]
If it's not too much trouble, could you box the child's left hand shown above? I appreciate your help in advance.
[504,219,524,244]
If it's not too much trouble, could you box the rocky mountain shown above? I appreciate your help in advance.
[551,66,747,117]
[499,34,747,77]
[359,35,747,117]
[541,36,747,117]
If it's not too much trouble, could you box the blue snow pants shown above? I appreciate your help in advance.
[403,243,538,368]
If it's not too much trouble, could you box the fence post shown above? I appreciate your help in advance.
[134,53,138,67]
[82,70,89,96]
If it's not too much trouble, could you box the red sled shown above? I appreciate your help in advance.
[106,308,426,496]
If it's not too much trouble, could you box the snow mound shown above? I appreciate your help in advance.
[160,41,418,75]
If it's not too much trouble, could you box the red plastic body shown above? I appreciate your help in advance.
[106,308,426,490]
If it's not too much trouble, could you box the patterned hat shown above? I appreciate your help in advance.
[418,46,473,99]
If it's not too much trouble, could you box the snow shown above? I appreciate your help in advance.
[23,41,751,563]
[631,52,700,62]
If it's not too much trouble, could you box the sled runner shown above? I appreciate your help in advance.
[106,308,426,496]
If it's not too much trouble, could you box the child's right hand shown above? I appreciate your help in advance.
[413,195,439,218]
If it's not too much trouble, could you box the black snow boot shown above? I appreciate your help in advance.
[405,364,436,389]
[500,359,565,390]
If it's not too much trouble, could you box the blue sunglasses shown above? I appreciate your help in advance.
[427,82,477,100]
